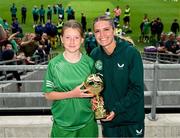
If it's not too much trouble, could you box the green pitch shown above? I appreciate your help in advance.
[0,0,179,50]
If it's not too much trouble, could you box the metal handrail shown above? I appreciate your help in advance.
[142,52,180,64]
[0,65,47,71]
[0,58,24,65]
[0,64,180,121]
[0,92,43,98]
[1,64,180,70]
[0,80,43,83]
[1,91,179,98]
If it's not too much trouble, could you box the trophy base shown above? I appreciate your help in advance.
[95,115,107,120]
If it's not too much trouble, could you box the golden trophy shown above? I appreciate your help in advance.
[84,73,107,119]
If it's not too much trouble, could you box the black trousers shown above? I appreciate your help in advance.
[22,15,26,24]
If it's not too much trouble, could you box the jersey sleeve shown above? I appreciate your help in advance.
[42,62,55,93]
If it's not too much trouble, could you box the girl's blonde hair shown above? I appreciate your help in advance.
[61,20,84,38]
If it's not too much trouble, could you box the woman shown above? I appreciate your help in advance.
[42,20,98,137]
[91,15,144,137]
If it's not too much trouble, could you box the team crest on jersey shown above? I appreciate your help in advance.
[95,60,103,71]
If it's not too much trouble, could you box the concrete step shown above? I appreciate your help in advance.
[0,114,180,138]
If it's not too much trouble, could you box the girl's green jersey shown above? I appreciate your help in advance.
[42,54,95,131]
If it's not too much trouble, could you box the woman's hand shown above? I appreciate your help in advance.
[70,83,94,98]
[101,111,115,122]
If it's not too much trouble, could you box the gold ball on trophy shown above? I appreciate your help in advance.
[84,73,104,95]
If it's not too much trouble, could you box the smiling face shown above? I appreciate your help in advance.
[61,28,84,53]
[93,20,116,49]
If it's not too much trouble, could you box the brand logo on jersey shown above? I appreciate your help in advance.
[117,63,124,69]
[95,60,103,71]
[136,129,143,136]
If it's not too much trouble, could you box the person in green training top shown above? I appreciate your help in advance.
[42,20,98,138]
[10,3,17,21]
[91,15,145,137]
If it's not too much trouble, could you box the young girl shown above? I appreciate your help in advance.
[42,20,98,137]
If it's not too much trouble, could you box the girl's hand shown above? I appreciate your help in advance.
[71,83,94,98]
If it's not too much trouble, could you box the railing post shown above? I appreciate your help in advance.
[148,62,158,121]
[1,87,5,109]
[2,63,7,80]
[156,52,159,64]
